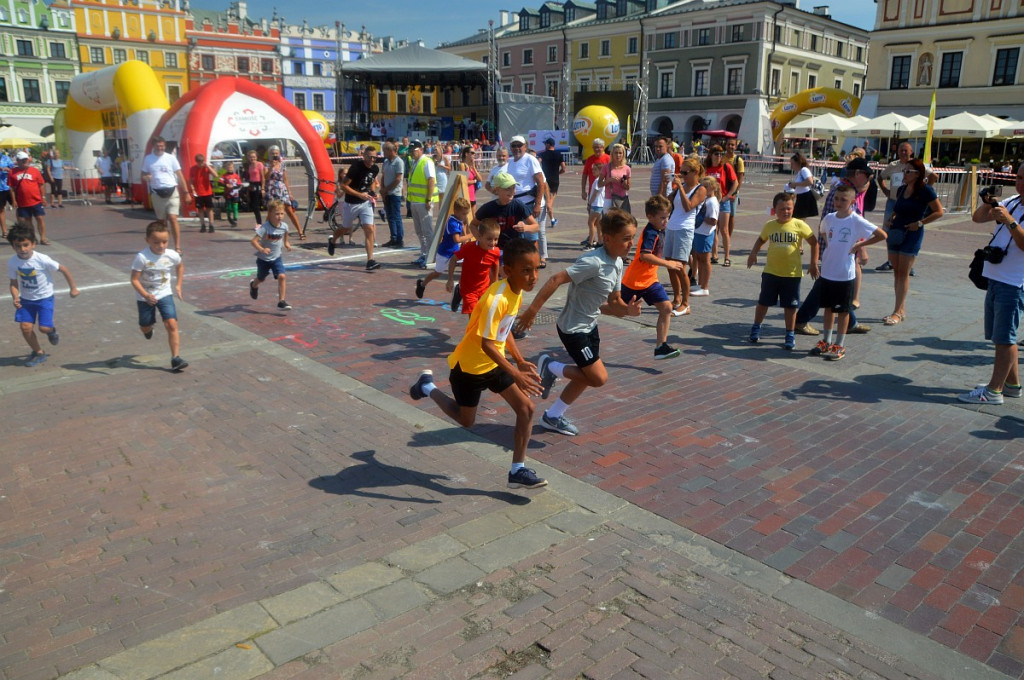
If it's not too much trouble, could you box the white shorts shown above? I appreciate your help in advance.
[151,191,180,220]
[434,253,452,274]
[342,201,374,229]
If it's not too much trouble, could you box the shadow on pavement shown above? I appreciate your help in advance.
[61,355,167,373]
[970,414,1024,438]
[369,329,452,361]
[309,449,530,505]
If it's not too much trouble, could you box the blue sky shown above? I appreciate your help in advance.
[191,1,877,47]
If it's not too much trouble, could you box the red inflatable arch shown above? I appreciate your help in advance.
[148,77,336,210]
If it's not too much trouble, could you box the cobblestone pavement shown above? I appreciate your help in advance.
[0,169,1020,680]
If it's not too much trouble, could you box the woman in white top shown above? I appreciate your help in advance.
[786,152,818,220]
[665,157,707,316]
[690,176,721,297]
[433,145,451,196]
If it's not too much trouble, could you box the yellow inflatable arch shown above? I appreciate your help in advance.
[769,87,861,140]
[63,61,169,192]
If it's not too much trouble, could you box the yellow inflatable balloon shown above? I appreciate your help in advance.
[573,105,620,159]
[769,87,860,140]
[303,110,330,142]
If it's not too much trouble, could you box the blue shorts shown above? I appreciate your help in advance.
[663,229,693,261]
[720,199,734,215]
[15,295,55,327]
[137,295,177,327]
[621,281,669,307]
[256,256,286,280]
[984,280,1024,345]
[757,273,802,309]
[692,231,715,254]
[17,204,45,219]
[887,226,924,257]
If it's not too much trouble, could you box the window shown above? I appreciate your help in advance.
[237,56,249,72]
[664,32,677,49]
[444,89,452,107]
[540,11,550,28]
[600,39,610,57]
[993,48,1019,86]
[548,45,557,62]
[616,0,626,16]
[23,78,41,103]
[0,78,7,102]
[627,37,638,54]
[770,68,781,96]
[727,67,743,95]
[113,48,126,64]
[565,5,575,21]
[462,89,470,106]
[696,29,710,46]
[165,52,177,68]
[578,78,589,92]
[90,46,104,63]
[519,14,529,31]
[807,73,817,89]
[598,77,610,92]
[313,93,324,110]
[659,71,674,98]
[547,80,558,98]
[792,31,800,48]
[502,51,510,67]
[856,46,863,62]
[774,24,781,43]
[294,92,306,109]
[16,40,32,56]
[293,60,304,75]
[694,68,710,96]
[397,91,407,112]
[377,91,388,111]
[791,73,800,95]
[811,35,818,52]
[596,1,606,20]
[261,58,273,74]
[580,42,589,59]
[853,82,861,97]
[834,78,842,89]
[167,85,180,103]
[524,82,533,95]
[136,50,149,64]
[202,54,215,71]
[55,80,71,104]
[890,55,911,89]
[422,93,432,113]
[502,84,512,92]
[313,62,323,76]
[523,49,533,65]
[836,42,843,58]
[939,51,962,88]
[731,25,743,43]
[50,42,66,59]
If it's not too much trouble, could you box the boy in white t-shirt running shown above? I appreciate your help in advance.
[130,221,187,371]
[249,200,293,311]
[814,184,887,361]
[8,224,79,366]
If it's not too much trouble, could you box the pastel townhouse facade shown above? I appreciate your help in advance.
[186,1,282,94]
[70,0,189,104]
[0,0,80,134]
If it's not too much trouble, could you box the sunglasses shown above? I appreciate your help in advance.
[510,143,524,148]
[679,170,691,175]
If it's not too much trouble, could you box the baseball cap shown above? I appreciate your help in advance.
[544,137,555,146]
[509,135,526,146]
[491,172,518,189]
[408,139,424,150]
[15,151,29,160]
[845,157,874,175]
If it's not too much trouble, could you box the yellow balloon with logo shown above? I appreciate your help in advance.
[303,110,331,143]
[573,105,620,159]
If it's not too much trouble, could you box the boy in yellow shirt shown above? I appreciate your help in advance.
[410,239,547,489]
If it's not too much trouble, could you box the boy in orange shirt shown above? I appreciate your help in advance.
[188,154,218,233]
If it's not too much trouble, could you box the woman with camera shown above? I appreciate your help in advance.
[958,166,1024,404]
[882,158,944,326]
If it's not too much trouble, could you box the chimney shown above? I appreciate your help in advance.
[812,5,830,16]
[235,0,246,20]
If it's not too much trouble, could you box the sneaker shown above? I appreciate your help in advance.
[550,218,558,228]
[327,236,336,256]
[958,385,1003,405]
[822,344,845,361]
[249,279,259,300]
[654,343,680,360]
[537,354,558,398]
[875,261,893,271]
[974,383,1020,399]
[382,239,397,248]
[415,278,426,299]
[794,322,819,336]
[691,288,710,297]
[208,224,215,233]
[848,324,871,334]
[46,328,60,346]
[910,268,916,277]
[582,242,595,251]
[579,238,591,246]
[144,329,153,340]
[783,332,796,351]
[808,339,829,356]
[366,259,382,271]
[412,255,426,267]
[200,225,208,233]
[171,356,188,371]
[450,283,461,312]
[541,412,579,436]
[409,370,433,400]
[277,300,292,310]
[507,467,548,489]
[25,351,47,367]
[749,323,761,343]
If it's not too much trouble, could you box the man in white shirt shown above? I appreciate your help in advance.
[141,136,191,253]
[506,135,548,265]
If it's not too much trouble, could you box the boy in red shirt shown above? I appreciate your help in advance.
[188,154,218,233]
[10,152,49,245]
[447,219,501,314]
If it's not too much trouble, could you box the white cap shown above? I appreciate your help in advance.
[15,151,29,160]
[509,135,526,145]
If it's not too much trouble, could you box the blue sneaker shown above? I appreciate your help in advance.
[410,370,433,400]
[783,332,796,351]
[541,412,578,436]
[25,351,47,367]
[749,323,761,344]
[536,354,557,398]
[507,467,547,489]
[47,328,60,346]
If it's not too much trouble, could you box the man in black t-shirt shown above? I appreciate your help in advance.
[538,137,565,230]
[329,146,382,271]
[469,172,538,251]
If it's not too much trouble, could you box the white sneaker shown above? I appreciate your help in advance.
[691,289,710,297]
[957,386,1003,405]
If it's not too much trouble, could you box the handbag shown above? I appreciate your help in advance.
[887,227,906,247]
[611,195,631,213]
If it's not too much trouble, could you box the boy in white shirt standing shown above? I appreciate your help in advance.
[813,184,887,361]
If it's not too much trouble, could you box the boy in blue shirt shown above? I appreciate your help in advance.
[417,197,473,299]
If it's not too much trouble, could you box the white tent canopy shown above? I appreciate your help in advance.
[847,113,924,137]
[998,121,1024,139]
[785,113,867,136]
[931,112,1001,138]
[0,124,46,145]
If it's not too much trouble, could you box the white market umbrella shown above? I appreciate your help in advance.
[998,121,1024,138]
[0,124,46,146]
[932,112,1002,163]
[785,112,860,136]
[846,112,924,137]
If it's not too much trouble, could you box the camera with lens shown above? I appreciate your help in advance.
[979,185,1003,205]
[978,245,1007,264]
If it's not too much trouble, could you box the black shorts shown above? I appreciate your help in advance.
[449,362,514,407]
[195,195,214,209]
[0,190,11,210]
[819,277,855,313]
[101,176,117,189]
[547,179,560,194]
[757,273,802,309]
[50,178,63,195]
[557,325,601,368]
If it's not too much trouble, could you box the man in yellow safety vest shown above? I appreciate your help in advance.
[407,140,438,267]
